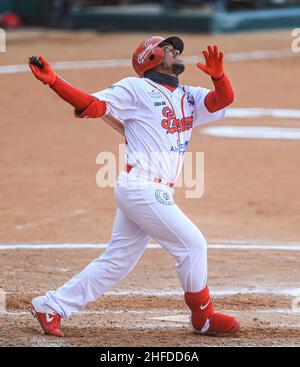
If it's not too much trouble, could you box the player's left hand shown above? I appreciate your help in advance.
[196,45,224,80]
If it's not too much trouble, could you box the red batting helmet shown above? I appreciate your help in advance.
[132,36,184,77]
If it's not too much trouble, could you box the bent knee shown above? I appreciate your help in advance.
[176,234,207,265]
[187,232,207,254]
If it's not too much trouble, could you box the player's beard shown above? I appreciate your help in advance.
[171,62,185,76]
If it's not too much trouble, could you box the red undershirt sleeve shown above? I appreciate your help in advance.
[50,77,107,118]
[204,73,234,113]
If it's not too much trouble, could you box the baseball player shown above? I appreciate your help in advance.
[29,36,239,337]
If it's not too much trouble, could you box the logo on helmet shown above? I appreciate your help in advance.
[137,42,153,64]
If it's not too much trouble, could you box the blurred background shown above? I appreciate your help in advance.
[1,0,300,32]
[1,0,300,348]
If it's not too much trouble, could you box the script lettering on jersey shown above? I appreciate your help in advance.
[161,106,193,134]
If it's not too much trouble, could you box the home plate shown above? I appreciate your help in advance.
[148,315,189,323]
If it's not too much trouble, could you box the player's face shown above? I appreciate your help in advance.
[157,43,185,76]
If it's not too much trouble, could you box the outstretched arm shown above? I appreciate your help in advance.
[28,55,125,136]
[28,55,104,114]
[196,45,234,113]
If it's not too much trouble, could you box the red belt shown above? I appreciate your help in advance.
[124,164,174,188]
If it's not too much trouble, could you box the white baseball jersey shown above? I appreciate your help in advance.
[93,77,225,183]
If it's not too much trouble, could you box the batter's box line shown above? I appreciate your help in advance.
[4,287,300,297]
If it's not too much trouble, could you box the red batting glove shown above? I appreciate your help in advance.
[28,55,57,86]
[196,45,224,80]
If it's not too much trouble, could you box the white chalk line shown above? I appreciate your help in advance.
[1,308,300,330]
[150,310,300,324]
[15,209,87,230]
[1,309,300,317]
[203,107,300,140]
[0,309,174,316]
[211,239,300,245]
[5,287,300,298]
[226,107,300,119]
[209,244,300,251]
[74,288,300,297]
[0,48,298,75]
[257,308,300,314]
[202,126,300,140]
[3,309,300,317]
[103,287,300,297]
[1,242,300,251]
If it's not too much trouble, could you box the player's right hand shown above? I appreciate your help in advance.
[28,55,57,86]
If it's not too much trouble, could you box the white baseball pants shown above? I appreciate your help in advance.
[44,168,208,318]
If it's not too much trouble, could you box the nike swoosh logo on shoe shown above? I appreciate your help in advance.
[200,300,210,310]
[46,313,54,323]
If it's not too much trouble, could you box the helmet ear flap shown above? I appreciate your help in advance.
[152,46,164,61]
[148,46,164,64]
[140,46,164,76]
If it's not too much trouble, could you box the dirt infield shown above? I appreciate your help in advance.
[0,29,300,346]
